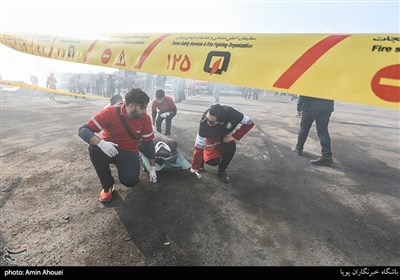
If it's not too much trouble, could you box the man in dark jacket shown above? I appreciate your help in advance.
[191,104,254,183]
[292,96,334,165]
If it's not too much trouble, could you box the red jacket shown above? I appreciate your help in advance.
[86,104,154,153]
[151,96,176,114]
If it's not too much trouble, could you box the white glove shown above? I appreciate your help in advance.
[190,168,202,178]
[98,140,119,157]
[159,112,170,118]
[149,166,157,183]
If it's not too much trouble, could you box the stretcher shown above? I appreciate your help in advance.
[139,151,191,172]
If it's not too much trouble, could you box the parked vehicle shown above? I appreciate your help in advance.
[189,79,210,95]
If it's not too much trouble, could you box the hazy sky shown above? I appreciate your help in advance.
[1,0,399,82]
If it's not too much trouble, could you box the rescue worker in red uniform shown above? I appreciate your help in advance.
[190,104,254,184]
[78,88,157,203]
[151,89,177,136]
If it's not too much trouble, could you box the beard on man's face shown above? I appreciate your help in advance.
[129,110,142,118]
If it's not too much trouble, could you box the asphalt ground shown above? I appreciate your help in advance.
[0,88,399,268]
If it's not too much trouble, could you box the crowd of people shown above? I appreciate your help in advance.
[67,74,127,97]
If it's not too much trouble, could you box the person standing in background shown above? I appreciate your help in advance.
[46,72,57,101]
[292,95,334,165]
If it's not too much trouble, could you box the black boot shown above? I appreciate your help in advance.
[310,156,333,165]
[218,169,230,184]
[291,146,303,156]
[199,161,206,172]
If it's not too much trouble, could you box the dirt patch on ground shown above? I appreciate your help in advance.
[0,89,399,267]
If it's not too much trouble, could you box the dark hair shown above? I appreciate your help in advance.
[125,88,149,106]
[155,89,165,99]
[110,94,123,105]
[208,104,225,121]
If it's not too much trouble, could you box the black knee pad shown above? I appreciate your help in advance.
[120,178,139,188]
[205,157,221,166]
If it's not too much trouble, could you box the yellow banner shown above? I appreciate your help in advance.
[1,32,399,109]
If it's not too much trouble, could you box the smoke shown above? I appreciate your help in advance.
[0,44,114,85]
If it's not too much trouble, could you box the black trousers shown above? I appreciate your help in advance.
[89,145,140,191]
[205,142,236,171]
[296,110,332,158]
[156,111,176,135]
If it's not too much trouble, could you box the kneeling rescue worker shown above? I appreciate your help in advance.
[190,104,254,184]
